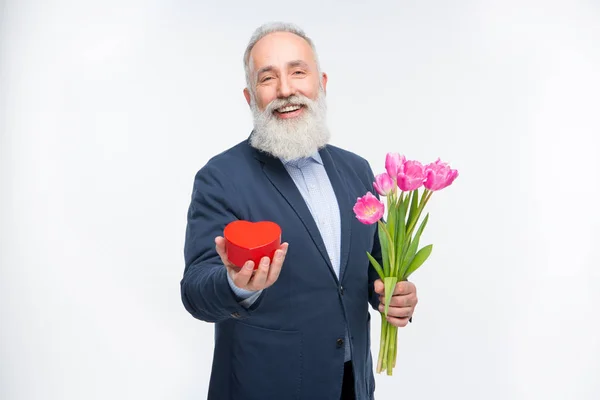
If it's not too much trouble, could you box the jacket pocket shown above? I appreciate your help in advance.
[231,322,302,400]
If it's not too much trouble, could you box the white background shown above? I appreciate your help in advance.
[1,1,599,399]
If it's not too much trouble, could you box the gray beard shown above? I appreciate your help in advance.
[248,88,330,161]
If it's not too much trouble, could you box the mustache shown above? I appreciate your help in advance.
[265,95,312,114]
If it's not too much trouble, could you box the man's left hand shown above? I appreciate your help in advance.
[374,279,418,327]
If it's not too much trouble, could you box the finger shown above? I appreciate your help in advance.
[215,236,225,253]
[215,236,232,266]
[378,303,413,319]
[266,243,288,286]
[248,256,270,290]
[373,279,384,294]
[386,315,410,328]
[232,260,255,288]
[394,281,415,295]
[380,293,417,308]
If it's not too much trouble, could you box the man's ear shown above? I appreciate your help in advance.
[243,88,251,106]
[321,72,328,94]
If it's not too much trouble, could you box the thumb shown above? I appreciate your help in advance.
[373,279,384,294]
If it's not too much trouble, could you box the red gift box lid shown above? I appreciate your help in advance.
[224,220,282,269]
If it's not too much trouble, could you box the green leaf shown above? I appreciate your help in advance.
[387,202,396,245]
[400,197,408,235]
[378,222,390,276]
[400,213,429,278]
[367,252,385,280]
[397,233,411,277]
[384,276,398,317]
[407,190,420,230]
[405,244,433,278]
[394,196,407,275]
[414,213,429,245]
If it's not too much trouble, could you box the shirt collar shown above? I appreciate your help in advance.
[281,151,323,168]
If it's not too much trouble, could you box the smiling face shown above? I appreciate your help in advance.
[244,31,327,115]
[244,30,331,161]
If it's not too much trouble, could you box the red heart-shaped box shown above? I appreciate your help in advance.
[224,220,282,269]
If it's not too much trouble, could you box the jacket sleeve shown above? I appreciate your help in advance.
[368,228,383,311]
[180,163,264,323]
[362,159,384,311]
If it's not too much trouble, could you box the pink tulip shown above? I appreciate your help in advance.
[373,173,395,196]
[353,192,385,225]
[397,160,425,191]
[423,158,459,191]
[385,153,405,180]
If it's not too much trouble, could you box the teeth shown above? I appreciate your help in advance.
[277,105,301,113]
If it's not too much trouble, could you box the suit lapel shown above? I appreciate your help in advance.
[319,147,353,282]
[252,145,338,282]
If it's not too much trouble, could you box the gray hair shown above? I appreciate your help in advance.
[243,22,321,94]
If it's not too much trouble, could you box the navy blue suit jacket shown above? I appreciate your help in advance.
[181,136,383,400]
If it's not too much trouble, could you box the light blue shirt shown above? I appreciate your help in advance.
[226,151,351,361]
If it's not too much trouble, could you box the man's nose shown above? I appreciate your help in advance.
[277,75,295,98]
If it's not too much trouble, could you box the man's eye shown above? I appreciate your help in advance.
[261,76,273,82]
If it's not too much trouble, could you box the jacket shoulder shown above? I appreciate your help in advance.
[325,144,370,167]
[324,144,376,186]
[194,139,253,177]
[327,145,375,195]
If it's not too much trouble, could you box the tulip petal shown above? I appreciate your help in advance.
[353,192,385,225]
[385,153,405,180]
[397,160,425,191]
[374,172,394,196]
[423,159,459,191]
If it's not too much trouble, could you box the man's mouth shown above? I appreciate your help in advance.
[274,104,304,114]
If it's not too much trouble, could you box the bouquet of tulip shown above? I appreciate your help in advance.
[353,153,458,375]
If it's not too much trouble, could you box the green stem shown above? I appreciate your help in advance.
[377,220,395,275]
[377,314,388,373]
[392,325,398,368]
[391,191,407,278]
[386,324,396,375]
[393,191,415,279]
[405,189,433,238]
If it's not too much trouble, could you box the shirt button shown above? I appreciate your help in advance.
[336,338,344,348]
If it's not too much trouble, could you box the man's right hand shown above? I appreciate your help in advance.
[215,236,288,292]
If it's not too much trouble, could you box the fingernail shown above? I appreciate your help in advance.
[244,262,254,270]
[276,250,283,260]
[261,257,269,265]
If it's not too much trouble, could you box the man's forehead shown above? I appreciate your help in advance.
[256,60,310,75]
[249,31,315,70]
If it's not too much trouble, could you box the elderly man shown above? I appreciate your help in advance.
[181,22,418,400]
